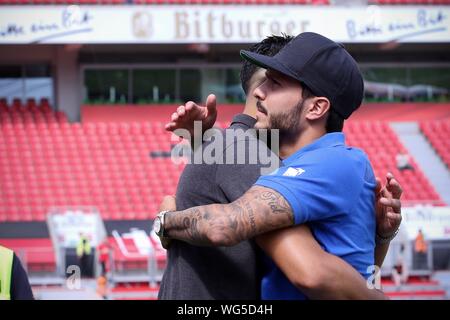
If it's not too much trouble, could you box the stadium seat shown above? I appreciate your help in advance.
[343,121,444,207]
[15,0,450,4]
[421,120,450,169]
[0,100,446,221]
[0,238,56,273]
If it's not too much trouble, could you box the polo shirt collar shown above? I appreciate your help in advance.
[230,113,257,129]
[282,132,346,166]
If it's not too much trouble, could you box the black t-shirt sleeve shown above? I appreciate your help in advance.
[10,254,34,300]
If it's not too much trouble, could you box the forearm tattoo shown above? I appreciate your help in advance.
[164,186,294,246]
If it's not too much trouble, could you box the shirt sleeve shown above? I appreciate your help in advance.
[254,152,363,225]
[11,253,34,300]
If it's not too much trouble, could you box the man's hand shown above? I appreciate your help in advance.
[375,172,403,238]
[165,94,217,138]
[157,195,177,249]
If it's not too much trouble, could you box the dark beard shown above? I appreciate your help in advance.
[268,99,304,146]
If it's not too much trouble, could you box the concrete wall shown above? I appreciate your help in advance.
[0,45,81,122]
[54,46,81,122]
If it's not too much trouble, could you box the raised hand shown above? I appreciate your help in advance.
[375,172,403,238]
[165,94,217,139]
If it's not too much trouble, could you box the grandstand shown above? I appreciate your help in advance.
[0,100,183,222]
[0,101,447,223]
[0,0,449,4]
[0,0,449,300]
[421,121,450,169]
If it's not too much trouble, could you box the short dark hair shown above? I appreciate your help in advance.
[326,110,344,133]
[301,82,344,133]
[240,34,293,95]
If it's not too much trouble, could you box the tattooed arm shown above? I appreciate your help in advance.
[164,185,294,246]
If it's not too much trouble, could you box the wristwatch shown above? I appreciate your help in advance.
[376,228,399,245]
[153,210,170,238]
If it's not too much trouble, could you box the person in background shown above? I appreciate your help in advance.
[96,274,109,300]
[391,243,409,288]
[97,239,111,277]
[396,150,414,171]
[76,233,92,277]
[0,245,34,300]
[414,229,428,270]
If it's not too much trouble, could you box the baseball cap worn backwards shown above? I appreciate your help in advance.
[240,32,364,120]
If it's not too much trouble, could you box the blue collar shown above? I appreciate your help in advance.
[282,132,346,166]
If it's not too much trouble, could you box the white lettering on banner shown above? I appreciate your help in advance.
[0,5,449,44]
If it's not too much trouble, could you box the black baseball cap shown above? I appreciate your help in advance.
[240,32,364,120]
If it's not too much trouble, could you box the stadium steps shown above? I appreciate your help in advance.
[0,238,57,273]
[421,121,450,169]
[386,290,447,300]
[382,278,448,300]
[390,122,450,205]
[29,276,66,286]
[110,283,159,300]
[32,279,103,300]
[344,122,442,205]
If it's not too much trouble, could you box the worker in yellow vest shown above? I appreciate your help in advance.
[76,234,92,277]
[0,245,34,300]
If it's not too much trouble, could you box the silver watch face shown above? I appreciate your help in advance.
[153,218,161,234]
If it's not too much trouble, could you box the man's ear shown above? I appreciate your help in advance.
[305,97,330,121]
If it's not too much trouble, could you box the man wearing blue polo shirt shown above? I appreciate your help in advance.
[154,32,401,299]
[255,132,376,299]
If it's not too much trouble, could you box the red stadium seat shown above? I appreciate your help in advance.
[344,122,444,207]
[0,238,56,272]
[1,99,446,221]
[421,120,450,169]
